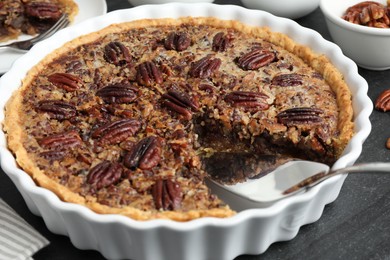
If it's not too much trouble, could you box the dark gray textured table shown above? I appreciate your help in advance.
[1,0,390,259]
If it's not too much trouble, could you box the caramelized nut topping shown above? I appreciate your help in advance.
[91,119,141,145]
[212,32,232,52]
[277,107,324,126]
[136,61,163,86]
[104,41,132,66]
[48,73,83,92]
[189,56,221,78]
[96,83,138,104]
[36,100,76,120]
[162,86,199,120]
[24,2,62,20]
[236,49,276,70]
[224,91,269,111]
[151,179,182,210]
[87,161,123,190]
[38,130,82,150]
[123,136,162,170]
[164,32,191,51]
[271,73,304,87]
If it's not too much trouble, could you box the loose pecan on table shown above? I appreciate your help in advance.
[224,91,270,111]
[104,41,132,66]
[48,73,83,92]
[36,100,76,120]
[96,83,138,104]
[236,49,276,70]
[123,136,162,170]
[189,56,222,78]
[277,107,324,126]
[342,1,390,28]
[87,161,123,190]
[151,179,182,210]
[91,119,141,145]
[375,89,390,112]
[162,86,199,120]
[164,32,191,51]
[136,61,163,86]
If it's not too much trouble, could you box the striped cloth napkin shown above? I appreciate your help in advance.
[0,199,49,260]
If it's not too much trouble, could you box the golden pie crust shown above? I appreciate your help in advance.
[4,17,354,221]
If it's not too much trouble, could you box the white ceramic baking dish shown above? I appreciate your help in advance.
[0,3,372,260]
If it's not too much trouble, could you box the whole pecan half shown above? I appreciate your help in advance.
[162,85,199,120]
[123,136,162,170]
[25,2,62,20]
[91,119,141,145]
[277,107,324,126]
[212,32,232,52]
[151,179,182,210]
[271,73,304,87]
[38,130,83,150]
[87,161,123,190]
[104,42,132,66]
[48,73,83,92]
[189,56,221,79]
[375,89,390,112]
[224,91,269,111]
[36,100,77,120]
[343,1,390,28]
[136,61,163,86]
[236,49,276,70]
[39,150,68,161]
[96,83,138,104]
[164,32,191,51]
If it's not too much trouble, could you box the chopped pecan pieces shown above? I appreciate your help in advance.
[189,56,221,78]
[212,32,232,52]
[136,61,163,86]
[236,49,276,70]
[162,86,199,120]
[104,42,132,66]
[48,73,83,92]
[151,179,182,210]
[87,161,123,190]
[96,83,138,104]
[271,73,304,87]
[123,136,162,170]
[24,2,62,20]
[224,91,269,111]
[36,100,76,120]
[164,32,191,51]
[38,130,82,150]
[375,89,390,112]
[91,119,141,145]
[277,107,324,126]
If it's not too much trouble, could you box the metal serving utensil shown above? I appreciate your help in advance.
[204,152,390,210]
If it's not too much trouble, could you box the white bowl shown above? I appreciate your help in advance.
[240,0,320,19]
[128,0,214,6]
[320,0,390,70]
[0,3,372,260]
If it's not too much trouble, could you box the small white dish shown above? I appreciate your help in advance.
[0,0,107,74]
[128,0,214,6]
[320,0,390,70]
[0,3,372,260]
[240,0,320,19]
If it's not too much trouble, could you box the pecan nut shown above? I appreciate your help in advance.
[277,107,324,126]
[136,61,163,86]
[123,136,162,170]
[343,1,390,28]
[91,119,141,145]
[36,100,76,120]
[212,32,232,52]
[96,83,138,104]
[271,73,304,87]
[25,2,62,20]
[151,179,182,210]
[38,130,82,150]
[375,89,390,112]
[224,91,269,111]
[164,32,191,51]
[236,49,276,70]
[87,161,123,190]
[104,42,132,66]
[162,85,199,120]
[189,56,221,78]
[48,73,83,92]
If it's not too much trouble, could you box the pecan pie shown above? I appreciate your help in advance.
[0,0,78,42]
[4,17,354,221]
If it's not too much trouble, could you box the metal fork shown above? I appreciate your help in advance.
[0,14,69,52]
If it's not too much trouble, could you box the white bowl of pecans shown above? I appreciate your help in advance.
[320,0,390,70]
[128,0,214,6]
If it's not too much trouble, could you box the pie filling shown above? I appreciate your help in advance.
[4,17,354,221]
